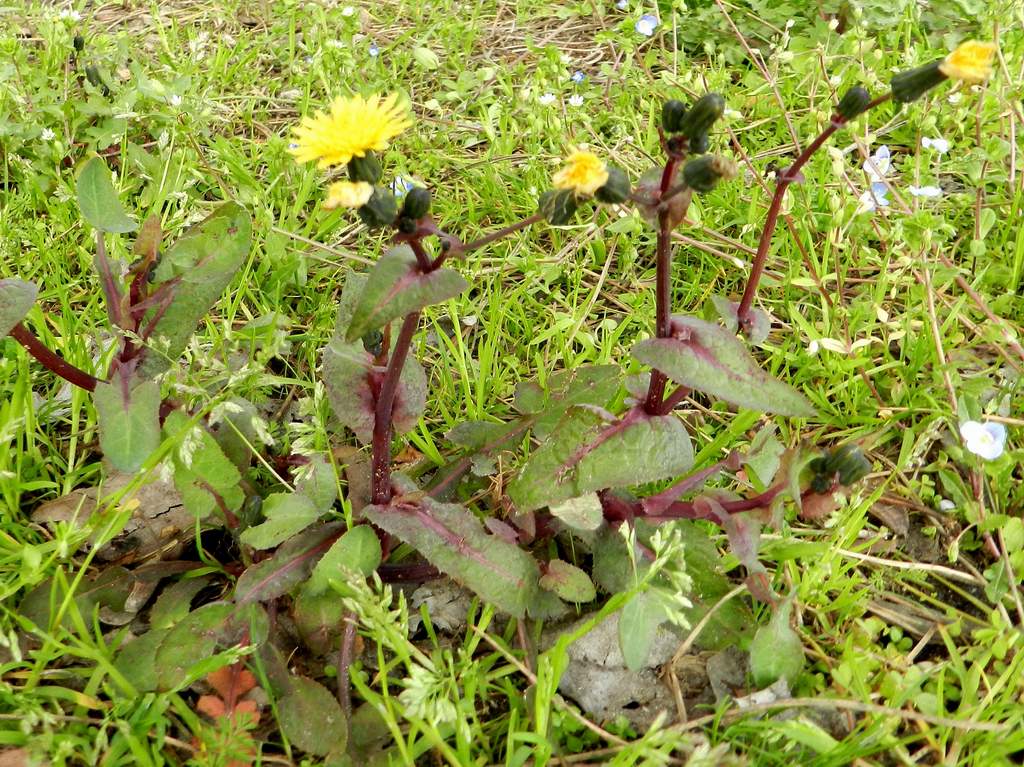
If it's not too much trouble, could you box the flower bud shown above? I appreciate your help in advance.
[682,155,737,193]
[835,86,871,120]
[677,93,725,140]
[361,330,385,357]
[594,166,630,204]
[401,186,432,220]
[538,189,578,225]
[357,187,398,228]
[809,443,871,492]
[348,152,383,184]
[73,34,85,52]
[661,99,687,133]
[890,59,947,103]
[688,131,709,155]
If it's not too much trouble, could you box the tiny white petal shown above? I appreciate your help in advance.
[908,185,942,198]
[922,137,950,154]
[341,5,355,15]
[538,92,556,106]
[169,94,182,107]
[938,499,956,512]
[568,94,584,107]
[40,128,56,141]
[959,420,1007,461]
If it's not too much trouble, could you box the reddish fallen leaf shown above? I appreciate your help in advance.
[207,665,258,702]
[197,663,262,726]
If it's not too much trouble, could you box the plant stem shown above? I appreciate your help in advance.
[9,322,101,392]
[459,213,544,254]
[370,312,420,504]
[643,157,680,414]
[659,385,690,414]
[408,238,433,271]
[736,94,892,330]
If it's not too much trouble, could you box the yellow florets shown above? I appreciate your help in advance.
[939,40,997,85]
[289,93,412,169]
[552,150,609,197]
[323,181,374,210]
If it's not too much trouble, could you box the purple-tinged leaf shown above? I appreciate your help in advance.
[138,203,251,378]
[345,245,467,342]
[76,156,138,233]
[0,279,37,338]
[709,294,771,346]
[633,315,815,417]
[93,377,162,473]
[149,576,211,630]
[517,365,621,440]
[749,595,803,687]
[164,410,243,521]
[540,560,596,603]
[154,602,234,690]
[484,517,520,544]
[549,493,603,531]
[508,408,693,513]
[363,497,540,618]
[233,523,343,605]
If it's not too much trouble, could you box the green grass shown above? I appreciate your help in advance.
[2,0,1023,764]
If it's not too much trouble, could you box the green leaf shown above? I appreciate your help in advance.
[233,523,342,605]
[345,245,467,341]
[0,279,38,338]
[239,492,322,550]
[296,455,338,512]
[76,156,138,233]
[114,628,170,692]
[540,560,596,603]
[154,602,234,690]
[138,203,252,378]
[618,591,669,671]
[508,409,693,513]
[633,315,816,417]
[149,576,211,630]
[279,676,348,756]
[363,497,540,618]
[323,273,427,442]
[164,411,243,521]
[308,525,382,595]
[549,493,603,531]
[93,378,162,473]
[292,588,346,656]
[518,365,621,440]
[210,397,260,471]
[749,596,804,687]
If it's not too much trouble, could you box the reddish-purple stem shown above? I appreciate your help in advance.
[408,238,433,271]
[643,157,680,414]
[370,312,421,504]
[9,322,101,392]
[736,94,892,330]
[639,456,734,516]
[458,213,544,255]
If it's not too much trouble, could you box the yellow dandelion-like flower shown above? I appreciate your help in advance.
[552,150,609,196]
[323,181,374,210]
[939,40,997,85]
[289,93,412,169]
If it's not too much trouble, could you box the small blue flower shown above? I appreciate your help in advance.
[288,142,299,150]
[368,41,380,57]
[391,176,415,196]
[571,70,586,84]
[858,182,890,213]
[635,14,658,36]
[960,420,1007,461]
[616,0,628,9]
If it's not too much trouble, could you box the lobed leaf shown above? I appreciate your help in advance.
[363,497,540,617]
[138,203,252,378]
[76,156,138,233]
[93,378,162,473]
[345,244,467,341]
[633,315,816,417]
[508,408,694,513]
[0,279,38,338]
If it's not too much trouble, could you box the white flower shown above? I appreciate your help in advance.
[538,92,556,106]
[908,184,942,198]
[40,128,55,141]
[947,93,963,105]
[865,145,891,183]
[959,420,1007,461]
[938,498,956,512]
[368,41,380,57]
[723,107,742,120]
[829,74,842,86]
[616,0,628,9]
[341,5,355,15]
[858,182,890,213]
[327,39,345,49]
[635,14,658,36]
[168,94,182,107]
[59,9,81,21]
[568,94,584,107]
[922,136,950,154]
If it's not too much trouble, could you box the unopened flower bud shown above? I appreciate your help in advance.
[361,330,385,357]
[73,34,85,52]
[348,152,383,183]
[661,99,687,133]
[688,131,709,155]
[835,86,871,120]
[538,189,578,225]
[400,186,432,220]
[682,155,737,193]
[677,93,725,140]
[357,187,398,228]
[890,59,947,103]
[809,443,871,492]
[594,166,630,204]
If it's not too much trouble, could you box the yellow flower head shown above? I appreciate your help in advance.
[323,181,374,210]
[552,150,609,197]
[939,40,997,85]
[289,93,412,169]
